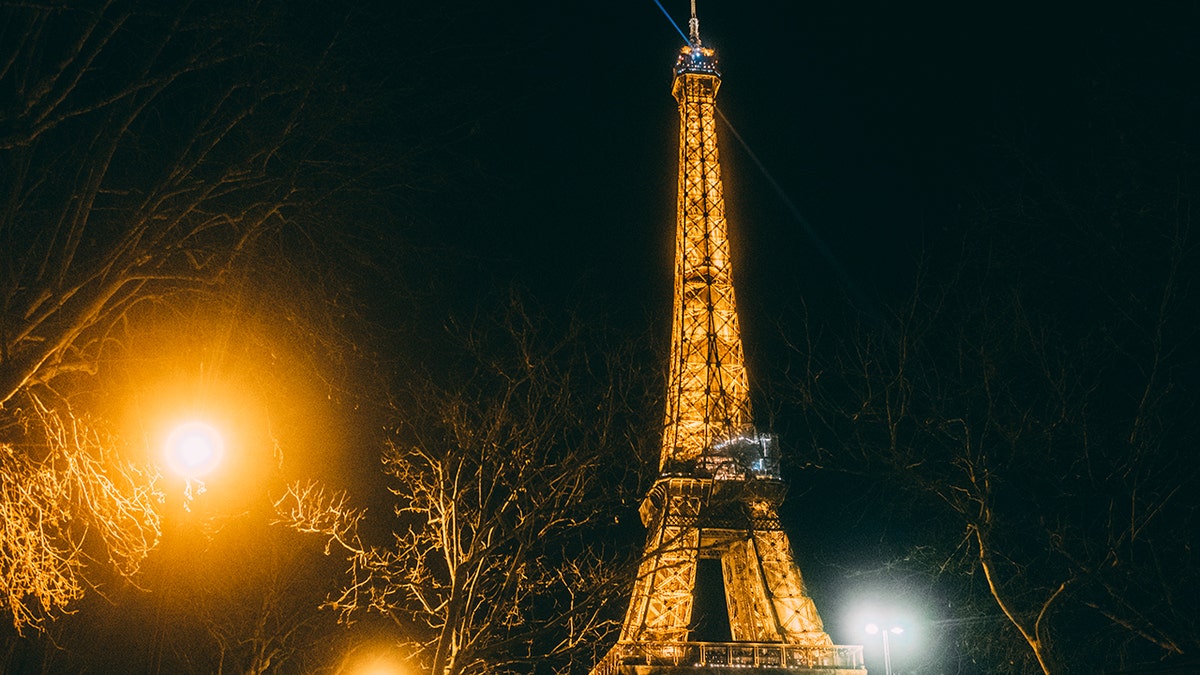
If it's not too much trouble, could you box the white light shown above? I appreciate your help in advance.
[865,623,879,634]
[164,421,224,478]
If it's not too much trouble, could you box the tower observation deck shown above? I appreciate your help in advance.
[589,6,865,675]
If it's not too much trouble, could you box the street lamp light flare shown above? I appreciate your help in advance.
[164,421,225,478]
[340,651,410,675]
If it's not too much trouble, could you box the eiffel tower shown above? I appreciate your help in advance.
[591,4,865,674]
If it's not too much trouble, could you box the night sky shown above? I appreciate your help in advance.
[4,0,1198,672]
[441,0,1195,305]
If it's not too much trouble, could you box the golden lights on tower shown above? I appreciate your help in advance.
[591,7,865,673]
[661,28,751,470]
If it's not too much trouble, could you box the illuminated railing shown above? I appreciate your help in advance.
[593,641,865,675]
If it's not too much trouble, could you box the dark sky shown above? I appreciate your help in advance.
[410,0,1196,326]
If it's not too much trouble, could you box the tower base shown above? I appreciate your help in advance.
[591,641,866,675]
[609,662,864,667]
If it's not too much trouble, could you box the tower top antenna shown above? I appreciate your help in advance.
[689,0,701,46]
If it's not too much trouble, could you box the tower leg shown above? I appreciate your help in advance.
[721,536,778,642]
[752,527,831,645]
[620,493,702,642]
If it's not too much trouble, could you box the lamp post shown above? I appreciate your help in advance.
[865,622,903,675]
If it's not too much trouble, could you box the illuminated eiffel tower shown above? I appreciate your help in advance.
[591,5,865,674]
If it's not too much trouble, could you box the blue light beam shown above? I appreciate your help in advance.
[653,0,691,46]
[715,106,870,312]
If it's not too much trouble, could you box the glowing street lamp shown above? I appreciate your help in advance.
[163,420,225,479]
[339,648,410,675]
[355,662,406,675]
[865,622,904,675]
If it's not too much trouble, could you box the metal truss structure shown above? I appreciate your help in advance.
[660,38,748,470]
[591,7,865,674]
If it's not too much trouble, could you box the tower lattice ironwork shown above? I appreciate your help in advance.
[591,5,865,674]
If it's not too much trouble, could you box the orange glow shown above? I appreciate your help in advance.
[356,662,405,675]
[109,306,352,512]
[337,648,411,675]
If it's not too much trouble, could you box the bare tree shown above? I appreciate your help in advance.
[0,0,344,403]
[0,0,357,631]
[787,191,1199,673]
[0,393,160,633]
[276,298,649,675]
